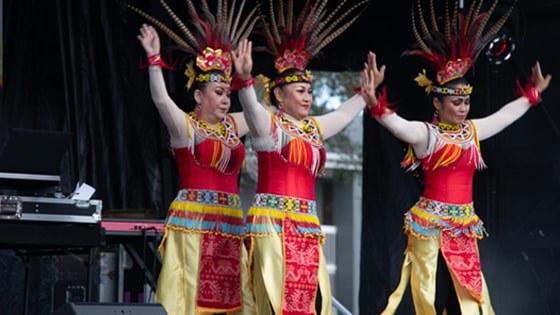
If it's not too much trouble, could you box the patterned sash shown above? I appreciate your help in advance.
[166,189,244,311]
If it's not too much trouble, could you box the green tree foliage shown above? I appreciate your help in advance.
[312,71,363,182]
[312,71,362,157]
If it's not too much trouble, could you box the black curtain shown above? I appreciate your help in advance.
[1,0,197,216]
[360,1,560,314]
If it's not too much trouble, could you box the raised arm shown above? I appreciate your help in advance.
[233,39,271,138]
[377,113,430,157]
[473,62,552,141]
[314,95,366,139]
[472,97,531,141]
[138,24,188,147]
[316,52,386,140]
[360,62,430,156]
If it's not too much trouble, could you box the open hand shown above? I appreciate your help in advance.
[366,52,386,89]
[232,39,253,80]
[137,24,160,57]
[531,61,552,93]
[361,63,377,107]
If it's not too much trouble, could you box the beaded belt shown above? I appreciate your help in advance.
[166,189,244,236]
[253,193,317,215]
[247,193,321,237]
[404,196,486,239]
[176,188,241,208]
[415,197,474,217]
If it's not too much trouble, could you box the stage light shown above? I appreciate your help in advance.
[486,33,516,66]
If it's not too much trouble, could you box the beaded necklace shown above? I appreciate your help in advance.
[276,111,323,147]
[187,112,241,147]
[434,121,473,144]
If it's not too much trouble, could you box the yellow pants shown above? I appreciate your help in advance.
[250,234,332,315]
[156,230,255,315]
[381,236,494,315]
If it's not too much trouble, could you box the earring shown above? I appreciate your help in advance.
[431,109,439,123]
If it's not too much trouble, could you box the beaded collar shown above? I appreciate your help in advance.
[276,111,323,147]
[187,112,241,147]
[433,121,474,144]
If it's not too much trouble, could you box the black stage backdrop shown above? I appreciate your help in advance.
[1,0,195,217]
[1,0,560,314]
[1,1,202,313]
[358,1,560,315]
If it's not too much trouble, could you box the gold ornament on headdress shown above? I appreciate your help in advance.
[185,61,196,89]
[414,69,433,95]
[255,74,272,105]
[195,47,233,77]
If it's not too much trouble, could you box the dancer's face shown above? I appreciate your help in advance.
[194,82,231,124]
[433,87,471,125]
[274,82,313,120]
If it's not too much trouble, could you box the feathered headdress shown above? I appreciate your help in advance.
[258,0,368,91]
[407,0,514,95]
[127,0,258,89]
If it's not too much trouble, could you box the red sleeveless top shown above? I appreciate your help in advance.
[255,112,326,200]
[413,121,485,204]
[174,114,244,194]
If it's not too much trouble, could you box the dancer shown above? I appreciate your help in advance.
[131,1,258,314]
[231,0,381,314]
[372,1,552,314]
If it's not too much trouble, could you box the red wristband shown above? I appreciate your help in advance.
[141,53,175,70]
[368,86,396,118]
[230,74,254,91]
[516,80,541,106]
